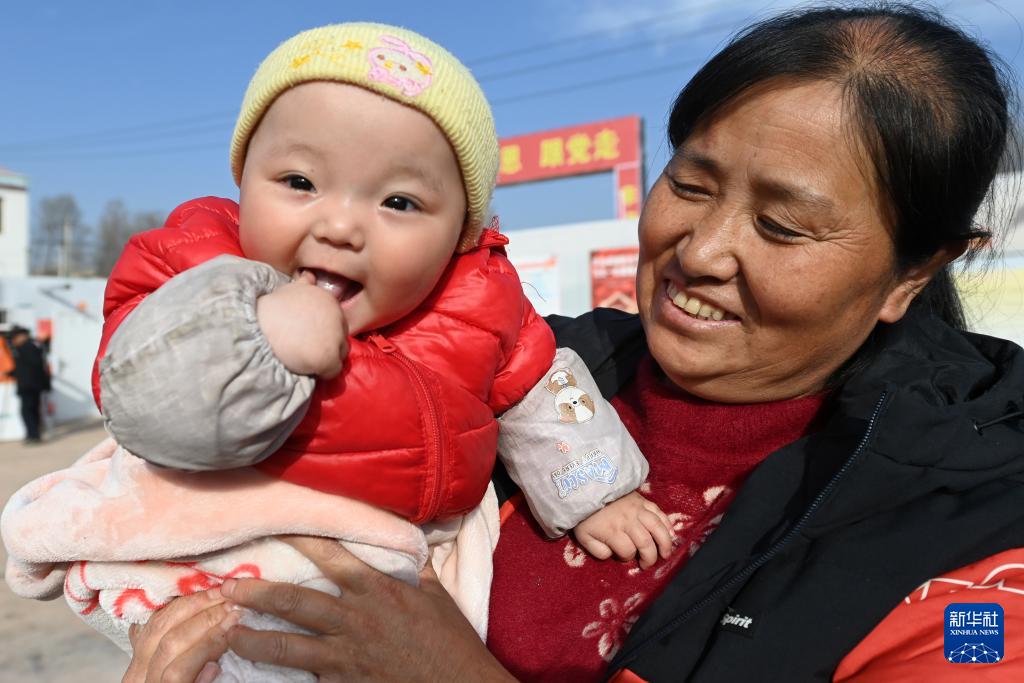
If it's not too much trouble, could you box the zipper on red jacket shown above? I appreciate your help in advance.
[368,333,446,522]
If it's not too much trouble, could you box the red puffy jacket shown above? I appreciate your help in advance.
[94,197,555,523]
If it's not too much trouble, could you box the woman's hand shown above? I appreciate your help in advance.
[122,588,239,683]
[220,536,516,682]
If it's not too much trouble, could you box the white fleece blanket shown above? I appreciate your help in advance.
[2,438,499,682]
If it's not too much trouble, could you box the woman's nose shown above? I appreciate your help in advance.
[675,205,741,282]
[310,201,366,250]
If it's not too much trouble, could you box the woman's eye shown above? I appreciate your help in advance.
[282,175,314,192]
[757,216,804,241]
[668,177,710,199]
[383,196,417,212]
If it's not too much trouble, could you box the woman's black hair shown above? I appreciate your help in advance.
[666,2,1018,378]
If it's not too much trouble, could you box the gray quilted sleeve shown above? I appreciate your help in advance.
[99,254,315,470]
[497,347,649,537]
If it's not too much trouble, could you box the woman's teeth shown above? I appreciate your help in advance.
[666,282,732,321]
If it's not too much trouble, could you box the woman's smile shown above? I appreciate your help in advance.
[664,281,738,322]
[655,281,742,337]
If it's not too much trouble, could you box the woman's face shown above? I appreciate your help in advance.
[637,80,928,402]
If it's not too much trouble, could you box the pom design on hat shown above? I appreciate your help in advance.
[367,36,433,97]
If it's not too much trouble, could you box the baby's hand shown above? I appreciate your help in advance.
[256,273,349,378]
[573,490,675,569]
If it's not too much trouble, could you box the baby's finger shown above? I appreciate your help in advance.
[643,500,675,538]
[576,533,613,560]
[292,270,316,285]
[606,532,639,563]
[626,525,659,569]
[640,509,676,559]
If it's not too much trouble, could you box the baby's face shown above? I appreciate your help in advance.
[238,82,466,335]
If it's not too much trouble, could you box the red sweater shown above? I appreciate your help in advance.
[487,355,827,681]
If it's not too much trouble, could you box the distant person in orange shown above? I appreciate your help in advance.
[5,326,50,444]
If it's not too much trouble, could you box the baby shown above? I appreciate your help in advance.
[4,23,671,681]
[95,22,672,564]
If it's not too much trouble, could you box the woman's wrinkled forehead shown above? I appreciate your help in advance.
[673,78,886,206]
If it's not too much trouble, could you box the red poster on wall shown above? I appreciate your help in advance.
[590,247,639,313]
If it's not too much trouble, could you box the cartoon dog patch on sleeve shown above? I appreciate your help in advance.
[546,369,596,424]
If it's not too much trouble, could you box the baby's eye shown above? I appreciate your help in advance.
[281,174,314,192]
[383,196,418,212]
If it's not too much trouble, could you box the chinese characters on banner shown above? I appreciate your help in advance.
[497,116,643,219]
[590,247,639,313]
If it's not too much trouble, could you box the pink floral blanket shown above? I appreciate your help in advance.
[2,438,498,680]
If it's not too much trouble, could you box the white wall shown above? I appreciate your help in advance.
[0,171,29,278]
[505,217,639,318]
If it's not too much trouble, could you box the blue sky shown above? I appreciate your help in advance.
[2,0,1022,234]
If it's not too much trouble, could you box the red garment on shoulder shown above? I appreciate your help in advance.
[834,547,1024,681]
[487,355,827,682]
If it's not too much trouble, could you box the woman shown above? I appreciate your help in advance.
[126,4,1024,681]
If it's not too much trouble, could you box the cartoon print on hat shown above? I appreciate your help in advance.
[367,35,433,96]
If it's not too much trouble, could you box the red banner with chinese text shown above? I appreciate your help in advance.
[497,116,641,187]
[614,162,641,219]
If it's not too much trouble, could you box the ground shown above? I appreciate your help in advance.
[0,421,128,681]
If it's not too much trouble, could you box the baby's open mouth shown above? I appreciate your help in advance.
[303,268,363,303]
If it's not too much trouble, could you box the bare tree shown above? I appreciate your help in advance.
[32,194,88,275]
[94,202,165,276]
[95,200,131,276]
[132,210,164,236]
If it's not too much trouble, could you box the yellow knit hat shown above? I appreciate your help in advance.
[230,23,498,252]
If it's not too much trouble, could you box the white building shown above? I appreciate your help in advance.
[0,276,106,441]
[0,166,29,278]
